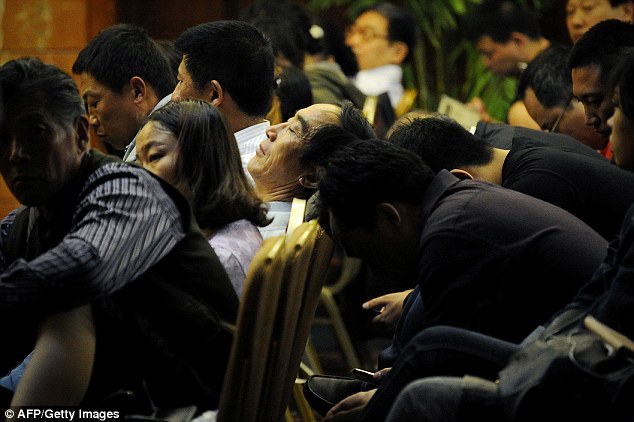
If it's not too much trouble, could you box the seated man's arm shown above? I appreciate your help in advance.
[10,304,95,407]
[363,289,414,329]
[0,165,187,312]
[324,389,377,421]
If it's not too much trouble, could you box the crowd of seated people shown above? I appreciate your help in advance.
[3,2,634,421]
[302,19,634,422]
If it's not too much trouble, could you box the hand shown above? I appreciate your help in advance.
[373,367,392,380]
[324,389,377,421]
[362,289,413,329]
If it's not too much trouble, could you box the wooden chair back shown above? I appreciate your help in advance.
[217,219,334,422]
[217,235,286,421]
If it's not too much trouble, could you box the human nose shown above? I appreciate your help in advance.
[266,123,287,142]
[265,125,278,142]
[172,84,182,102]
[8,138,28,164]
[567,9,584,28]
[345,30,360,47]
[88,113,99,128]
[585,109,599,127]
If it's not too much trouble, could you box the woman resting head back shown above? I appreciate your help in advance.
[136,99,270,296]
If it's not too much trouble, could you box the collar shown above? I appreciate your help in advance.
[234,121,270,143]
[123,94,173,162]
[420,170,462,223]
[266,201,293,212]
[353,65,403,107]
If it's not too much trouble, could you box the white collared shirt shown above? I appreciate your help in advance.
[123,94,173,163]
[352,64,403,109]
[234,121,270,185]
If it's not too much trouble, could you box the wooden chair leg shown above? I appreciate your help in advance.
[304,336,324,374]
[320,289,361,369]
[292,379,317,422]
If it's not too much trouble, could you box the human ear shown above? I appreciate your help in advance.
[509,32,527,49]
[74,116,90,153]
[619,2,634,20]
[390,41,409,65]
[449,169,474,180]
[299,172,319,190]
[209,80,224,106]
[376,202,401,228]
[130,76,147,103]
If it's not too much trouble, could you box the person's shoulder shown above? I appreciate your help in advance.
[83,158,184,214]
[475,121,514,149]
[86,160,157,187]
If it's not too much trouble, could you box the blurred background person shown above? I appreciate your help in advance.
[345,2,417,111]
[465,0,550,129]
[566,0,634,44]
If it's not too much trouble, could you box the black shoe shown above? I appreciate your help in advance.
[303,375,366,416]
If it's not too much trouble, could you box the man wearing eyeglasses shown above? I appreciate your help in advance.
[345,2,416,110]
[517,44,611,158]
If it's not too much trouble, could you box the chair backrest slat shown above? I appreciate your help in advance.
[218,220,334,422]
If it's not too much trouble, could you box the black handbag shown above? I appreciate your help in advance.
[498,315,634,421]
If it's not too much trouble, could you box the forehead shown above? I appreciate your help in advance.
[523,88,549,118]
[5,97,56,125]
[355,10,389,30]
[476,35,503,52]
[572,64,603,96]
[295,104,341,128]
[137,121,176,145]
[79,72,112,97]
[178,56,190,75]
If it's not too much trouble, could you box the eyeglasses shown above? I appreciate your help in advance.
[345,25,389,42]
[550,97,572,133]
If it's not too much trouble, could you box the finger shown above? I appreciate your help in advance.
[362,297,386,310]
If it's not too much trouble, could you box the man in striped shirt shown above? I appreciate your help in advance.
[0,57,238,415]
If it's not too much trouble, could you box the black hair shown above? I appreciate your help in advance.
[517,44,572,108]
[315,136,434,230]
[155,38,182,80]
[72,24,175,98]
[387,114,493,173]
[240,0,316,69]
[301,100,376,167]
[610,0,633,6]
[1,57,84,129]
[275,66,313,121]
[316,16,359,76]
[175,20,275,118]
[466,0,542,43]
[608,52,634,122]
[568,19,634,85]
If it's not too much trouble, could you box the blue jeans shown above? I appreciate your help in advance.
[0,352,32,391]
[361,325,519,421]
[386,375,502,421]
